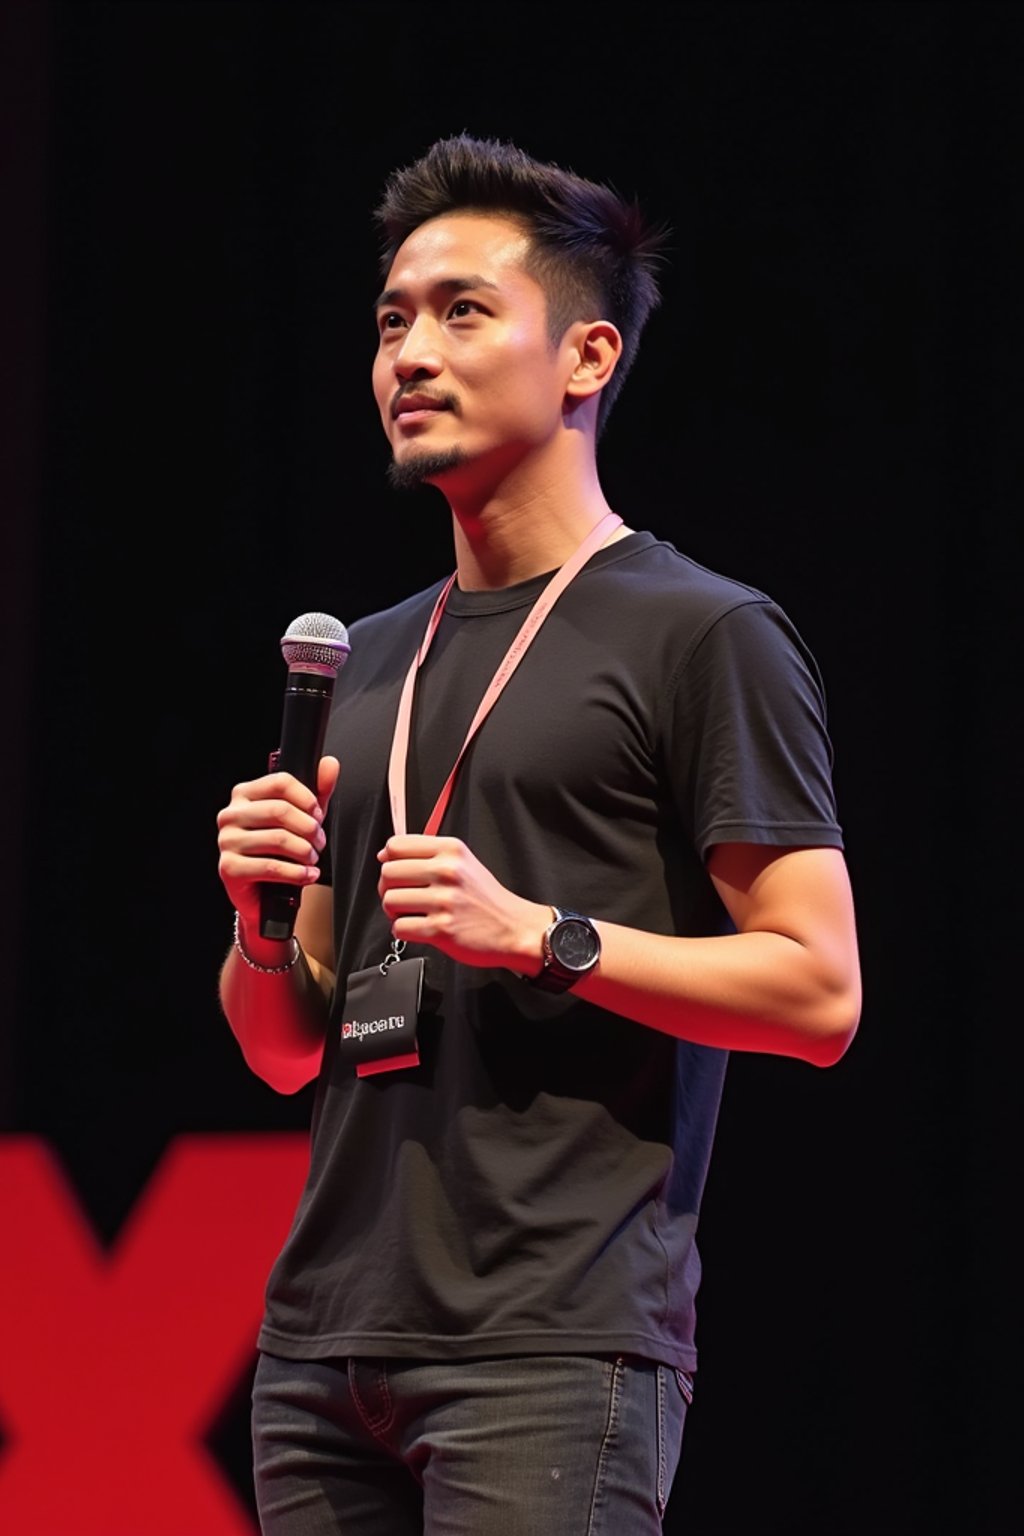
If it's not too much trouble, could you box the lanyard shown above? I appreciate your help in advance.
[387,511,623,837]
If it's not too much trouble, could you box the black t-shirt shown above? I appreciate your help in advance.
[257,532,843,1372]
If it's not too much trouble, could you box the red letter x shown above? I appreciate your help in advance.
[0,1134,309,1534]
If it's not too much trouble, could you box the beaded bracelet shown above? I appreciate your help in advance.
[233,910,300,974]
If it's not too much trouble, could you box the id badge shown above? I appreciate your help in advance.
[339,953,424,1077]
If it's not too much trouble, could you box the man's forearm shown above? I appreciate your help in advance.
[573,922,861,1067]
[219,938,332,1094]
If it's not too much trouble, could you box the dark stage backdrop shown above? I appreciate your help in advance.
[2,2,1021,1532]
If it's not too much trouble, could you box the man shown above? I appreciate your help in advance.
[216,134,861,1535]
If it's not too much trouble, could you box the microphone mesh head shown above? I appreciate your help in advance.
[280,612,351,674]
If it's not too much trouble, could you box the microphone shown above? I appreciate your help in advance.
[259,611,351,941]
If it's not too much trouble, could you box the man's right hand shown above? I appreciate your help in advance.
[216,755,340,930]
[215,756,339,1093]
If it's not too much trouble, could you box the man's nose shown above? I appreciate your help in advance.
[393,317,443,379]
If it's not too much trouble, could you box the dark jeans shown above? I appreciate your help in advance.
[252,1350,693,1535]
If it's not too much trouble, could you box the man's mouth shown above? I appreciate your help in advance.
[391,391,456,420]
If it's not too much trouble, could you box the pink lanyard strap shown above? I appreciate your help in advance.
[388,511,623,837]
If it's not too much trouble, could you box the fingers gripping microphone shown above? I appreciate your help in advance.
[259,612,351,942]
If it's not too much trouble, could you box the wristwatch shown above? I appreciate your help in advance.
[530,907,602,994]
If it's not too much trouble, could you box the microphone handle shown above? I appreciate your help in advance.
[259,673,333,941]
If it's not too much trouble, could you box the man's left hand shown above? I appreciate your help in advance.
[377,835,551,973]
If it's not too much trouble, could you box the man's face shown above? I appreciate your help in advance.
[372,212,573,493]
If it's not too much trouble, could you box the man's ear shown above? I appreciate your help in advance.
[563,320,623,403]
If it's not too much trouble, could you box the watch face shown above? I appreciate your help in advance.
[551,918,600,971]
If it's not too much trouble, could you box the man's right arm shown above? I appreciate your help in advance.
[216,759,340,1094]
[219,883,334,1093]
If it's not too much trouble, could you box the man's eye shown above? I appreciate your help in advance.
[379,312,406,331]
[448,300,480,318]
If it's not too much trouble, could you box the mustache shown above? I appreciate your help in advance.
[390,387,461,420]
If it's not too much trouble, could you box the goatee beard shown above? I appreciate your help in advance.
[387,447,467,492]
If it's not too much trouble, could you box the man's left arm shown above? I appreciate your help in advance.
[574,842,860,1067]
[377,836,860,1068]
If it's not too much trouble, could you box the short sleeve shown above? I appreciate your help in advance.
[664,598,844,862]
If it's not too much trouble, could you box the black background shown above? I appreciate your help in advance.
[2,2,1022,1531]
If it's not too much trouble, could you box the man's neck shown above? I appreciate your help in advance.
[446,455,632,590]
[451,502,631,590]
